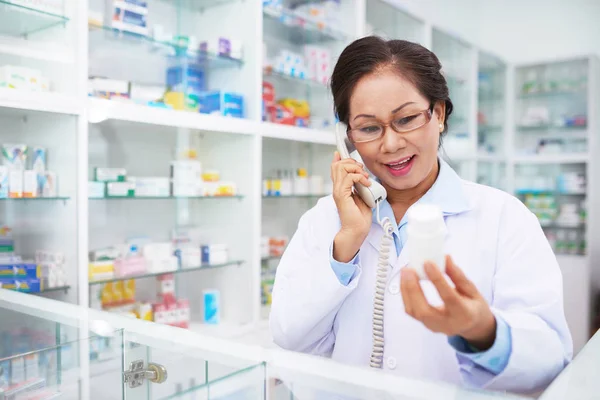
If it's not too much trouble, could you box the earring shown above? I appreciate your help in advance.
[439,123,444,132]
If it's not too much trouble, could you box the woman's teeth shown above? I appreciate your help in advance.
[387,156,413,169]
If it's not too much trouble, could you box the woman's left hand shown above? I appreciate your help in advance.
[400,255,497,350]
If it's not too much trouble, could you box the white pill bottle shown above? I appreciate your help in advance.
[406,204,447,280]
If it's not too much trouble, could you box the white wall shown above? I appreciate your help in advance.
[386,0,600,64]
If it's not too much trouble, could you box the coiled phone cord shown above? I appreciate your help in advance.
[370,201,394,369]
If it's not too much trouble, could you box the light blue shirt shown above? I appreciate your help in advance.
[329,159,511,375]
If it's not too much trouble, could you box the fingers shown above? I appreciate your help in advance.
[445,255,479,297]
[424,261,461,308]
[331,157,369,184]
[401,268,439,320]
[333,151,341,162]
[341,173,371,191]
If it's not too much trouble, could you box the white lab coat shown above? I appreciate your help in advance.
[270,179,572,394]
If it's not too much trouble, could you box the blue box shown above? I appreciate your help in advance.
[0,264,39,279]
[203,290,220,324]
[198,91,244,118]
[0,278,43,293]
[166,66,206,93]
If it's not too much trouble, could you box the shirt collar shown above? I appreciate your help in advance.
[371,158,471,227]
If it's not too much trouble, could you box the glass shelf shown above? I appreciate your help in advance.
[478,125,503,132]
[516,189,587,196]
[38,285,70,294]
[159,0,237,12]
[263,68,328,90]
[263,194,326,198]
[518,89,587,99]
[89,260,244,286]
[90,195,244,200]
[263,4,347,44]
[88,24,244,70]
[262,256,282,262]
[0,196,70,201]
[517,125,587,131]
[0,0,68,38]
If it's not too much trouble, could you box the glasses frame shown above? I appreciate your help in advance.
[348,106,434,144]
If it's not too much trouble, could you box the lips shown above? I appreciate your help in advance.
[384,155,416,177]
[385,156,414,170]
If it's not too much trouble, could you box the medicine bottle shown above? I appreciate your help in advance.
[406,204,446,280]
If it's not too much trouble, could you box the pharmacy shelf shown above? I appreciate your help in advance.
[476,154,506,163]
[516,189,587,196]
[517,89,587,99]
[90,195,244,201]
[0,36,73,64]
[0,197,70,202]
[516,125,587,132]
[478,125,504,133]
[88,260,244,286]
[88,98,257,135]
[260,122,335,145]
[263,194,327,199]
[263,4,347,44]
[0,89,81,116]
[38,285,71,294]
[263,68,328,90]
[158,0,237,12]
[513,153,590,164]
[0,0,68,38]
[88,25,243,70]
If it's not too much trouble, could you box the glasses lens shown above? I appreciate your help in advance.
[350,124,383,142]
[392,112,428,132]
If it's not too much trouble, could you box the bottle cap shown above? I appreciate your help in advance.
[407,204,445,234]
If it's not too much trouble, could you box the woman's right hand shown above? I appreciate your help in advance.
[331,151,373,263]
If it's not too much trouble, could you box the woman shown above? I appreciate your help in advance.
[269,37,572,393]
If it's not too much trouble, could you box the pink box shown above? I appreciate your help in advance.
[114,256,146,277]
[177,299,190,329]
[152,303,167,324]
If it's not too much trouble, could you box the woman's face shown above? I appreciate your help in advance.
[348,68,445,192]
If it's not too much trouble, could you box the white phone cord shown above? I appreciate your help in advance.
[370,201,394,369]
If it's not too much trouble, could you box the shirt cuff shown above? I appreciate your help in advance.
[448,314,512,375]
[329,242,359,286]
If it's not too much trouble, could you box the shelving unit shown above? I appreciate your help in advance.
[0,0,597,357]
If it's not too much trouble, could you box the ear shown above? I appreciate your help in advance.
[433,100,446,126]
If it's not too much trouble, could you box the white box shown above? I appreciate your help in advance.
[23,170,37,197]
[88,181,105,198]
[128,177,169,197]
[8,169,22,198]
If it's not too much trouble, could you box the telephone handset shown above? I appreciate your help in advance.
[335,122,393,369]
[335,123,387,209]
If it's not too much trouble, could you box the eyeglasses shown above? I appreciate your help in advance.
[348,107,433,143]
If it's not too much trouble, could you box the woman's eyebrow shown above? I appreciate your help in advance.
[353,101,416,121]
[391,101,416,114]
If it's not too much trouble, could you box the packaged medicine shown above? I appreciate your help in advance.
[2,144,27,169]
[203,289,220,325]
[95,167,126,182]
[0,166,8,198]
[23,170,38,198]
[8,169,23,198]
[30,147,46,173]
[41,171,57,197]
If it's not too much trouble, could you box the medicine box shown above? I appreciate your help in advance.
[0,66,42,91]
[107,182,135,197]
[30,147,46,173]
[8,169,22,198]
[0,263,39,279]
[109,0,148,36]
[128,177,169,197]
[2,144,27,170]
[23,170,37,198]
[88,77,130,99]
[0,278,44,293]
[201,244,228,265]
[0,166,7,198]
[198,91,244,118]
[166,65,206,93]
[94,168,126,182]
[203,289,220,324]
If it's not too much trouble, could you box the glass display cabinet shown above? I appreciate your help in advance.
[260,138,333,320]
[365,0,426,45]
[432,28,477,181]
[86,0,262,338]
[0,0,82,303]
[2,289,600,400]
[261,0,357,131]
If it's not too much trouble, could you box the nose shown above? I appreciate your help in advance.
[381,125,407,153]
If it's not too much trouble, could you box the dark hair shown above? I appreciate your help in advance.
[330,36,453,136]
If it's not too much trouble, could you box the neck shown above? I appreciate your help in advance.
[383,160,440,223]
